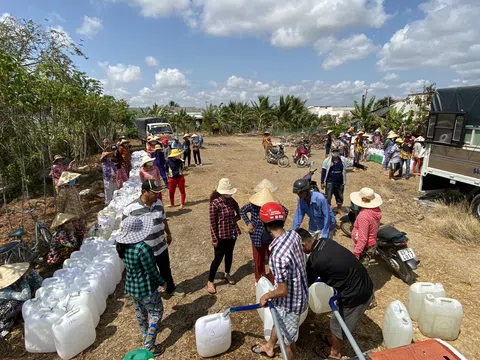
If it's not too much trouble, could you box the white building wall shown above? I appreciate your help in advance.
[307,106,354,118]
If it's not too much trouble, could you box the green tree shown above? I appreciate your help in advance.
[251,95,275,131]
[374,96,394,110]
[351,94,377,131]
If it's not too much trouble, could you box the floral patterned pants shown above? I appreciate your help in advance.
[133,290,164,351]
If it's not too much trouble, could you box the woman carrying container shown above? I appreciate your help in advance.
[47,213,80,265]
[0,263,42,338]
[166,148,186,208]
[101,151,118,204]
[240,185,288,284]
[207,178,241,294]
[116,215,166,357]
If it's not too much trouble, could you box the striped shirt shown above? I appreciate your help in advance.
[269,230,308,315]
[123,197,167,256]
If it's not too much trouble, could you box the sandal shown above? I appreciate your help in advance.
[152,344,165,357]
[313,344,341,360]
[207,282,216,294]
[367,297,378,310]
[225,274,236,285]
[320,334,332,347]
[251,344,275,358]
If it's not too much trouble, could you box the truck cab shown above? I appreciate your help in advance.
[136,117,173,143]
[420,86,480,218]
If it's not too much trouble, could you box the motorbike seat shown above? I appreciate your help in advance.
[8,227,25,239]
[0,240,20,254]
[269,148,279,154]
[378,225,407,242]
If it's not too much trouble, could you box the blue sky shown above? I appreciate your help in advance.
[2,0,479,107]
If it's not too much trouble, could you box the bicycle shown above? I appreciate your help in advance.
[0,201,53,264]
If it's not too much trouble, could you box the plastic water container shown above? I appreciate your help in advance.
[42,276,66,288]
[382,300,413,349]
[195,313,232,357]
[94,253,121,284]
[22,298,46,320]
[70,279,107,316]
[61,291,100,327]
[36,283,69,308]
[53,307,97,360]
[71,250,95,261]
[308,282,334,314]
[87,262,116,295]
[80,242,100,255]
[408,282,446,321]
[63,257,91,270]
[419,295,463,340]
[83,270,109,303]
[256,277,274,321]
[54,267,84,284]
[25,307,65,353]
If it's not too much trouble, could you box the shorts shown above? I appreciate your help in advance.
[390,162,401,172]
[272,308,301,345]
[330,293,374,340]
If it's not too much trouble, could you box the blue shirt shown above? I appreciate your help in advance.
[150,151,166,169]
[292,192,336,237]
[326,159,344,184]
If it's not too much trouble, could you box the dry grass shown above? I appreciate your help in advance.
[426,201,480,246]
[377,185,395,201]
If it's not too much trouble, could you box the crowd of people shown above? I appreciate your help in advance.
[0,126,425,358]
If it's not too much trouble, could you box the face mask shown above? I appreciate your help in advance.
[332,152,340,158]
[223,194,232,198]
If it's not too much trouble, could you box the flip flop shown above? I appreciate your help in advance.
[313,344,341,360]
[251,344,275,358]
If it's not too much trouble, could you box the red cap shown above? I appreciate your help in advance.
[260,202,286,223]
[161,138,168,146]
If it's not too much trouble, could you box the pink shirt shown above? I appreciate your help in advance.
[139,166,162,185]
[351,207,382,258]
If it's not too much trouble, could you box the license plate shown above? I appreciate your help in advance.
[398,248,416,262]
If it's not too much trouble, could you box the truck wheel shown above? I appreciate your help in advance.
[471,194,480,219]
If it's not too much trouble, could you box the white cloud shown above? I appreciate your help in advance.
[139,87,154,96]
[100,62,141,83]
[47,12,66,23]
[145,56,158,67]
[378,0,480,82]
[370,82,389,89]
[154,68,188,88]
[398,79,430,94]
[108,0,191,18]
[383,73,399,81]
[76,16,103,38]
[315,34,377,70]
[49,26,75,47]
[226,76,253,89]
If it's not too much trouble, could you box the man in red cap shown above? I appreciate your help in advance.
[251,202,308,359]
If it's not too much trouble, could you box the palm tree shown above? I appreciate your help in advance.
[201,104,216,134]
[351,94,376,131]
[252,95,275,132]
[276,95,308,130]
[147,102,170,118]
[168,100,180,108]
[374,96,394,110]
[228,101,253,133]
[213,104,233,134]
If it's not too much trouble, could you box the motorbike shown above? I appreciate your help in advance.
[301,137,311,153]
[293,144,310,168]
[340,203,419,285]
[267,143,290,168]
[303,162,320,192]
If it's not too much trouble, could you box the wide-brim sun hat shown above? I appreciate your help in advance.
[254,179,278,193]
[183,133,190,138]
[57,171,81,187]
[249,188,278,207]
[395,138,404,143]
[118,215,154,245]
[327,130,333,135]
[168,149,183,158]
[52,155,65,163]
[415,136,425,142]
[191,133,199,138]
[51,213,78,228]
[217,178,237,195]
[120,139,130,145]
[387,133,399,139]
[100,151,114,161]
[350,188,383,209]
[154,144,162,151]
[0,263,30,289]
[141,157,154,166]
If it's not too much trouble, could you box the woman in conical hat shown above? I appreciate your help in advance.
[47,213,79,265]
[49,155,75,186]
[240,187,288,284]
[56,171,86,240]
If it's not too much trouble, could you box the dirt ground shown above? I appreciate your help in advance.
[2,136,479,359]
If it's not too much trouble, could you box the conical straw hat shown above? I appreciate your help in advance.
[249,188,278,207]
[0,263,30,289]
[57,171,81,187]
[51,213,77,228]
[253,179,278,193]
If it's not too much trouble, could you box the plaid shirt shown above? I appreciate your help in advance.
[240,203,289,247]
[123,241,165,299]
[269,230,308,315]
[209,197,241,244]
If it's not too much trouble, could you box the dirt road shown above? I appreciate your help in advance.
[4,136,479,359]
